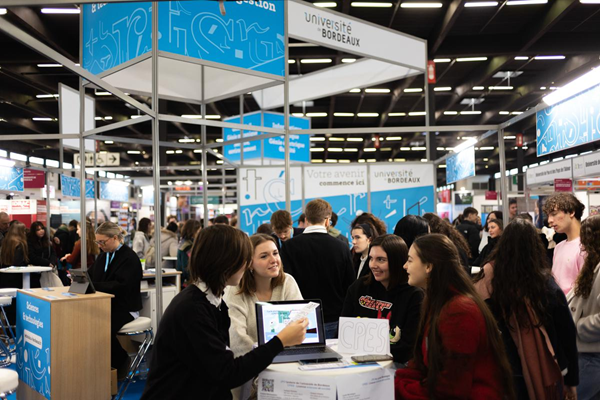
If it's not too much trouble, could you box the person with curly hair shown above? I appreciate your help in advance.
[423,213,471,270]
[567,215,600,400]
[543,192,586,294]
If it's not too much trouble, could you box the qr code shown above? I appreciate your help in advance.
[262,378,274,393]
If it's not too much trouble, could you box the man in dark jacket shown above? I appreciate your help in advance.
[280,199,354,339]
[456,207,482,264]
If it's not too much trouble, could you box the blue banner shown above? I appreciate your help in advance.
[17,293,51,399]
[100,181,130,202]
[61,175,96,199]
[263,113,310,162]
[537,84,600,156]
[446,146,475,184]
[371,186,435,234]
[158,1,285,76]
[224,112,264,161]
[82,2,152,75]
[0,166,24,192]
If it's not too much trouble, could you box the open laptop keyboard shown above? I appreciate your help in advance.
[280,347,335,356]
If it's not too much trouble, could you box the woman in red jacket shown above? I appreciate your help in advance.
[396,234,514,400]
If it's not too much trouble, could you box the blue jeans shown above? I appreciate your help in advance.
[324,321,338,339]
[578,353,600,400]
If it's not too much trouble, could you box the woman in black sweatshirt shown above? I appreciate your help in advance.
[142,225,309,400]
[27,221,57,267]
[342,234,423,364]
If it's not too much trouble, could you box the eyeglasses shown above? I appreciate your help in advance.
[95,236,114,246]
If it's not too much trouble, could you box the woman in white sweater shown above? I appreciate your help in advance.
[224,233,302,399]
[568,214,600,400]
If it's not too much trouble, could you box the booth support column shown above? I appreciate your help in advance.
[201,66,209,228]
[284,0,291,212]
[78,11,87,271]
[151,1,164,322]
[498,128,509,228]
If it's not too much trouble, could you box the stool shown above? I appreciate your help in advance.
[0,369,18,399]
[0,289,17,356]
[114,317,153,400]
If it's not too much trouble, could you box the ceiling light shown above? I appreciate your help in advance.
[104,141,114,144]
[357,113,379,117]
[434,58,452,63]
[37,63,62,68]
[180,114,220,119]
[404,88,423,93]
[344,148,358,152]
[460,111,482,115]
[400,2,443,7]
[472,86,485,90]
[300,58,332,64]
[329,137,345,141]
[127,150,141,154]
[483,158,489,161]
[480,147,495,150]
[311,159,324,163]
[341,58,356,63]
[314,2,338,7]
[465,1,498,6]
[493,71,523,78]
[386,136,403,140]
[540,86,547,90]
[365,88,391,93]
[543,66,600,106]
[104,116,113,120]
[347,138,364,142]
[310,137,326,141]
[504,136,516,139]
[444,111,458,115]
[434,87,452,91]
[456,57,488,62]
[32,117,54,121]
[328,148,343,152]
[364,148,377,152]
[514,56,529,60]
[305,112,327,117]
[175,150,183,154]
[408,111,426,116]
[488,86,513,90]
[380,147,392,151]
[412,147,427,151]
[534,55,565,60]
[400,147,411,151]
[325,159,338,163]
[581,0,600,3]
[334,112,354,117]
[95,91,112,96]
[349,88,361,93]
[288,59,296,64]
[310,148,325,152]
[36,94,59,99]
[0,9,6,15]
[351,2,393,7]
[511,111,523,115]
[292,113,304,117]
[94,117,102,121]
[41,8,80,14]
[388,112,406,116]
[179,138,196,143]
[549,86,558,90]
[506,0,547,4]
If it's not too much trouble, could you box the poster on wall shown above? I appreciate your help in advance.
[238,167,303,235]
[16,293,51,399]
[0,166,24,192]
[303,165,367,240]
[446,146,475,184]
[369,163,435,233]
[60,175,95,199]
[100,181,130,202]
[24,169,45,189]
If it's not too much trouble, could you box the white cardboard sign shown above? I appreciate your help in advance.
[337,317,390,355]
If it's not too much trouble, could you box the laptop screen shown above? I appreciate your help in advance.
[256,300,325,347]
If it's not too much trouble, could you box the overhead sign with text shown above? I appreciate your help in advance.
[61,175,96,199]
[537,84,600,157]
[526,159,572,185]
[573,150,600,178]
[100,181,130,202]
[446,146,475,184]
[0,166,24,192]
[370,163,435,233]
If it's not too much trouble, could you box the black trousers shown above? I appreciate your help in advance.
[111,305,134,369]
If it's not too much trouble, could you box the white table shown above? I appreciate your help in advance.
[0,266,52,289]
[162,256,177,261]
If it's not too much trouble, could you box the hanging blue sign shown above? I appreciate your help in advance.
[100,181,130,202]
[158,1,285,76]
[82,2,152,75]
[61,175,96,199]
[16,293,51,399]
[446,146,475,184]
[0,166,24,192]
[263,113,310,162]
[537,84,600,157]
[223,112,264,161]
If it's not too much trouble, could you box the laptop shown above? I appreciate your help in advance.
[255,299,342,364]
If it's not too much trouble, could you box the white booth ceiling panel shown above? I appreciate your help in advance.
[252,59,421,110]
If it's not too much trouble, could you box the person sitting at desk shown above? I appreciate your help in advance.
[224,234,303,399]
[342,234,423,364]
[141,225,308,400]
[89,222,142,378]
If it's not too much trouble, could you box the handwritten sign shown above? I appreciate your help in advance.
[337,317,390,355]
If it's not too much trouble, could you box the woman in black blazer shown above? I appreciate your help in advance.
[89,222,142,373]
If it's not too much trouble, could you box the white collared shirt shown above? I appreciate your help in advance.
[194,280,223,308]
[302,225,328,234]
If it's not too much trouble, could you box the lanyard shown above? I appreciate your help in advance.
[105,244,123,272]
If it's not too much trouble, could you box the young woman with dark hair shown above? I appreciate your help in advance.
[342,234,423,364]
[0,221,34,291]
[351,212,388,236]
[142,225,308,400]
[474,219,579,400]
[397,234,514,399]
[393,214,429,250]
[479,210,503,253]
[423,212,471,269]
[60,221,100,269]
[27,221,57,267]
[472,218,503,267]
[177,219,201,283]
[351,223,378,279]
[132,217,152,259]
[568,214,600,400]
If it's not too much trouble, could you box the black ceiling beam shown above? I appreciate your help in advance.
[428,0,467,56]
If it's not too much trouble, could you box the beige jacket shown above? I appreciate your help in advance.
[567,262,600,354]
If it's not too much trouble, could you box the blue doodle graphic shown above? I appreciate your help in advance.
[446,146,475,184]
[305,193,367,242]
[83,1,285,76]
[61,175,96,199]
[371,187,434,233]
[537,84,600,157]
[100,181,130,202]
[0,166,24,192]
[16,293,51,399]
